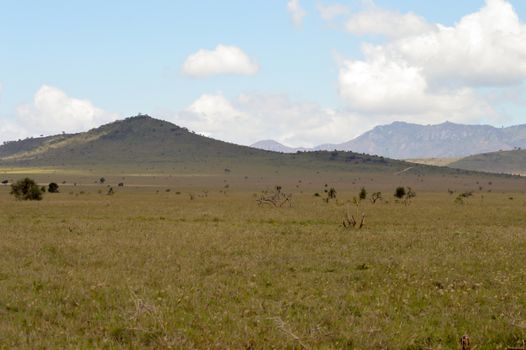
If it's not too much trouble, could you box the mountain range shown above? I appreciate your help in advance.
[251,121,526,159]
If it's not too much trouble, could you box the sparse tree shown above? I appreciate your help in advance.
[10,178,43,201]
[370,192,382,204]
[99,177,106,184]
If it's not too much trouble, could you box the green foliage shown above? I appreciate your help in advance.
[48,182,60,193]
[359,187,367,200]
[394,187,416,204]
[10,178,43,201]
[394,186,406,199]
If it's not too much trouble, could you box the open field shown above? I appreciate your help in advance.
[406,158,460,167]
[1,169,526,349]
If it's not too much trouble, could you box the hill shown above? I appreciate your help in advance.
[450,149,526,175]
[0,115,409,175]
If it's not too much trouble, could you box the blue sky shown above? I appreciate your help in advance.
[1,0,526,146]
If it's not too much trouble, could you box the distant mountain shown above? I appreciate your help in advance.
[250,140,308,153]
[450,149,526,175]
[252,121,526,159]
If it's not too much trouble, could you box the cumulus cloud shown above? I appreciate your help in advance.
[344,8,434,38]
[170,92,368,147]
[182,45,259,77]
[288,0,306,27]
[338,0,525,125]
[317,3,350,21]
[390,0,526,86]
[0,85,118,143]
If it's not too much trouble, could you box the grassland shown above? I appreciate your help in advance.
[406,158,460,167]
[1,168,526,349]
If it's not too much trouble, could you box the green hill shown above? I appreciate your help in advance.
[450,149,526,175]
[0,115,409,174]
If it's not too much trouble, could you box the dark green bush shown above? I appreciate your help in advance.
[48,182,60,193]
[10,178,43,201]
[394,186,406,199]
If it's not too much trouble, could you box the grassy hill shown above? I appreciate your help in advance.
[450,149,526,175]
[0,115,410,174]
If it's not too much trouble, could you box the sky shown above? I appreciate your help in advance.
[1,0,526,147]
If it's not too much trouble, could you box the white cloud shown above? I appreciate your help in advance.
[344,8,434,39]
[170,92,368,147]
[0,85,118,143]
[0,121,27,144]
[182,45,259,77]
[288,0,307,27]
[317,3,350,21]
[391,0,526,86]
[338,0,526,125]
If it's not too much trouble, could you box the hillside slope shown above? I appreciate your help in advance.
[0,115,408,174]
[450,149,526,175]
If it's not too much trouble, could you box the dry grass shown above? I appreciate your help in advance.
[1,172,526,349]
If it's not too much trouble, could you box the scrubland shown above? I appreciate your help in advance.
[1,171,526,349]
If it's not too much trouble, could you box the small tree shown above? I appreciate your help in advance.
[370,192,382,204]
[99,177,106,184]
[359,187,367,201]
[10,178,43,201]
[48,182,60,193]
[394,186,406,199]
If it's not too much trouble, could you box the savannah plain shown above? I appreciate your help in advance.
[1,166,525,349]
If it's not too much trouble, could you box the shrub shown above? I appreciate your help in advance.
[359,187,367,200]
[48,182,60,193]
[10,178,43,201]
[394,187,406,199]
[370,192,382,204]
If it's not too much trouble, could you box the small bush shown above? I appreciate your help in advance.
[10,178,43,201]
[48,182,60,193]
[394,187,406,199]
[359,187,367,200]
